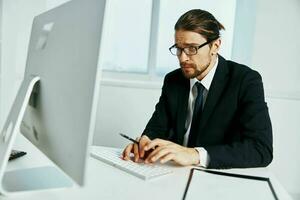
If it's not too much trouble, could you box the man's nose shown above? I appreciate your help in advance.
[178,51,189,62]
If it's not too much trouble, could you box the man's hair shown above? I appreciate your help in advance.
[175,9,225,42]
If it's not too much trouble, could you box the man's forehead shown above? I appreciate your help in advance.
[175,42,200,47]
[175,30,206,44]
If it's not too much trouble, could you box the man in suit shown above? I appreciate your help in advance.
[122,9,273,168]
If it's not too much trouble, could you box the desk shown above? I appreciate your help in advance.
[2,134,292,200]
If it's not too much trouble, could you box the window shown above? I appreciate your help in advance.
[101,0,152,74]
[100,0,237,81]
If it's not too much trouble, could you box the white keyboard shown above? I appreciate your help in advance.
[91,147,173,180]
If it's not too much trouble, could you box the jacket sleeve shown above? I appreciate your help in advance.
[205,70,273,169]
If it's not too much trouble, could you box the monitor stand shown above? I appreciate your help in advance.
[0,76,73,195]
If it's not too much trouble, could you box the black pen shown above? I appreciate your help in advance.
[119,133,139,144]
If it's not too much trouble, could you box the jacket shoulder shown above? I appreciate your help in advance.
[163,68,187,84]
[225,59,261,79]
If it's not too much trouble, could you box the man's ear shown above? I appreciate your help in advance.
[212,38,221,55]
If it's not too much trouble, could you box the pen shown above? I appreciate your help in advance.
[119,133,139,144]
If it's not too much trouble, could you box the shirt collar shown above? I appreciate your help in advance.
[190,56,219,91]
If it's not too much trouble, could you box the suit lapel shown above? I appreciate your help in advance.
[176,76,190,144]
[198,55,229,131]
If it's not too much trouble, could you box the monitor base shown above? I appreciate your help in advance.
[2,166,73,194]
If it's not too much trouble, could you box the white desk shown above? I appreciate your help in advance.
[2,134,292,200]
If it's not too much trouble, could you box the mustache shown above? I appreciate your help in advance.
[180,62,196,68]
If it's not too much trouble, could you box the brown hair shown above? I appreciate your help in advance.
[175,9,225,42]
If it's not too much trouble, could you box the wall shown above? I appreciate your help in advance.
[267,98,300,199]
[253,0,300,99]
[93,83,161,149]
[0,0,46,129]
[229,0,300,198]
[0,0,69,131]
[251,0,300,199]
[0,0,2,120]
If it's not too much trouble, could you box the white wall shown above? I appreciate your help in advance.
[229,0,300,198]
[267,98,300,199]
[252,0,300,98]
[93,83,161,149]
[0,0,69,131]
[0,0,2,117]
[0,0,46,129]
[251,0,300,199]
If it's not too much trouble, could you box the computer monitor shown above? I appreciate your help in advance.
[0,0,105,195]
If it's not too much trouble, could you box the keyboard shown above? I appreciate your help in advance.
[91,147,173,180]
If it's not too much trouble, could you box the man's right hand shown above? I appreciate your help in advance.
[122,135,151,162]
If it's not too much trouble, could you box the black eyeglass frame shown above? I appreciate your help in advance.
[169,36,219,56]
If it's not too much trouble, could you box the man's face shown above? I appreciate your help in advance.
[175,30,216,79]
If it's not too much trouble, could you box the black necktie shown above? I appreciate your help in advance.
[188,82,204,147]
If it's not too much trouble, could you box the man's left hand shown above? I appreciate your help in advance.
[143,139,200,166]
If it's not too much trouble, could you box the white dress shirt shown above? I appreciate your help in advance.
[182,57,219,167]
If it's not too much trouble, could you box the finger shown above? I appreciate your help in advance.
[149,147,174,163]
[145,146,171,163]
[133,142,140,162]
[139,135,151,158]
[144,138,168,151]
[143,148,154,160]
[122,144,133,160]
[160,153,175,164]
[144,146,162,163]
[135,136,141,142]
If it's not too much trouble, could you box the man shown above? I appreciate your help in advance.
[122,9,273,169]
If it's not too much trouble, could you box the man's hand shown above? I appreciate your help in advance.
[122,135,151,162]
[122,136,200,166]
[144,139,200,166]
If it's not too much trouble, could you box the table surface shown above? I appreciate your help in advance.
[1,134,292,200]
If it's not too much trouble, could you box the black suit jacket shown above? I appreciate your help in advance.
[143,55,273,169]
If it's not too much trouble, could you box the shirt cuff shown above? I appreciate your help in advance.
[194,147,210,168]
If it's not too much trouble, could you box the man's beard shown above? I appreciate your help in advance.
[180,58,211,79]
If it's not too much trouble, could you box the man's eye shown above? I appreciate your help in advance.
[187,47,196,52]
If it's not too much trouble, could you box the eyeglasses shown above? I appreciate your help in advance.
[169,37,219,56]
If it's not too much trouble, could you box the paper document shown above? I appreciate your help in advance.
[183,168,277,200]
